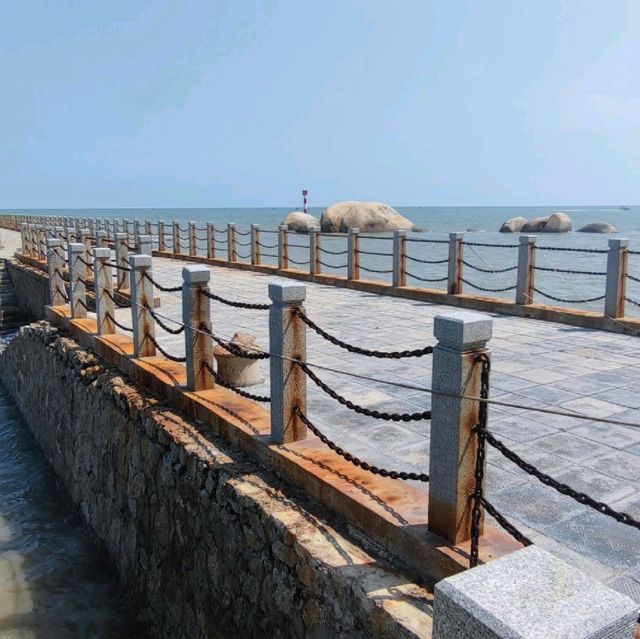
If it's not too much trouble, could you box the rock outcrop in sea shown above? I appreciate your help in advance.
[281,211,320,233]
[320,201,418,233]
[500,212,572,233]
[577,222,617,233]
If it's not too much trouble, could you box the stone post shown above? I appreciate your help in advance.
[433,546,638,639]
[93,248,115,335]
[251,224,260,265]
[189,221,197,256]
[158,221,166,252]
[392,230,407,287]
[228,223,237,263]
[605,238,629,319]
[20,223,27,256]
[207,223,216,259]
[134,219,141,246]
[182,266,214,391]
[115,233,130,290]
[268,282,307,444]
[145,219,151,236]
[79,228,92,278]
[138,234,153,257]
[515,235,537,305]
[68,242,87,319]
[348,228,360,280]
[173,220,180,255]
[55,226,65,242]
[37,225,46,261]
[447,232,464,295]
[130,255,156,358]
[278,225,289,270]
[428,311,492,544]
[310,227,320,276]
[28,225,35,257]
[95,230,108,248]
[46,239,66,306]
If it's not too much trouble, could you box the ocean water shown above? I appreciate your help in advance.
[4,205,640,316]
[0,333,133,638]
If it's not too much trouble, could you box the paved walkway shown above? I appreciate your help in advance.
[2,230,640,602]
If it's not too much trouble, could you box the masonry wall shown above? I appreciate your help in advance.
[6,259,49,320]
[0,322,431,639]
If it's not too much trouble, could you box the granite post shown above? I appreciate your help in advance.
[516,234,537,305]
[130,255,156,358]
[115,233,130,291]
[46,239,66,306]
[68,242,87,319]
[348,227,360,280]
[392,230,407,288]
[605,238,629,319]
[447,232,464,295]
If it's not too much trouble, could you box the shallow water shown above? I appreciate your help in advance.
[0,332,132,639]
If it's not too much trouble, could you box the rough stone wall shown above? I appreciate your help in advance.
[0,323,431,639]
[6,259,49,320]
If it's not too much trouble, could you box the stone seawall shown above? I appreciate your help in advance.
[0,322,431,639]
[6,259,49,320]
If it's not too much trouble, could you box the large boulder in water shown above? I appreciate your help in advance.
[320,201,417,233]
[499,216,527,233]
[281,211,320,233]
[578,221,617,233]
[522,212,572,233]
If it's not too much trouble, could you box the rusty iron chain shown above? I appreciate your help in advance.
[462,241,519,249]
[318,259,348,269]
[297,361,431,422]
[485,429,640,532]
[257,241,278,249]
[103,289,130,308]
[107,261,131,272]
[534,265,606,276]
[319,246,349,255]
[145,333,186,362]
[294,309,434,358]
[142,272,182,292]
[461,260,517,274]
[402,270,447,283]
[201,361,270,403]
[77,255,93,267]
[461,278,517,293]
[144,305,185,335]
[404,253,449,265]
[481,497,533,547]
[105,312,133,332]
[533,287,605,304]
[357,249,393,257]
[199,288,270,310]
[296,409,429,481]
[537,246,608,254]
[359,265,393,275]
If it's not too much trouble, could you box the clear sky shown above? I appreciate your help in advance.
[1,0,639,208]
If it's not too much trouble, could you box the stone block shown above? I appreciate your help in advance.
[433,546,638,638]
[434,311,493,350]
[268,281,306,304]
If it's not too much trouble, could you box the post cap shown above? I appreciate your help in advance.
[68,242,85,254]
[349,227,360,235]
[434,311,492,350]
[251,223,259,229]
[608,238,629,248]
[46,238,63,248]
[79,228,90,235]
[393,229,407,237]
[449,232,465,240]
[93,247,111,259]
[182,265,210,284]
[129,254,152,268]
[116,232,127,239]
[519,234,537,244]
[268,281,306,304]
[138,235,152,242]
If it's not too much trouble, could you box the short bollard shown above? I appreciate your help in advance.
[516,235,536,305]
[115,233,130,290]
[269,282,307,444]
[93,248,115,335]
[428,311,492,544]
[182,266,214,391]
[348,227,360,280]
[46,239,66,306]
[278,225,288,270]
[130,255,155,357]
[433,546,638,639]
[68,242,87,319]
[392,230,407,287]
[605,238,629,319]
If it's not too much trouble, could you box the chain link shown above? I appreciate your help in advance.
[105,312,133,332]
[462,260,517,274]
[145,305,185,334]
[533,287,605,304]
[298,361,431,422]
[404,253,449,265]
[296,409,429,481]
[461,278,517,293]
[295,309,434,358]
[145,333,186,361]
[534,265,606,276]
[201,362,270,402]
[200,289,270,310]
[402,270,447,283]
[198,323,270,359]
[142,272,182,292]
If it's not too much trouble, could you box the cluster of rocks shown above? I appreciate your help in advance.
[500,213,617,234]
[282,200,419,233]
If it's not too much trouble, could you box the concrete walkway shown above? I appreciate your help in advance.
[2,230,640,602]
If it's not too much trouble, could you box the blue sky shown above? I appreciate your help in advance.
[1,0,639,208]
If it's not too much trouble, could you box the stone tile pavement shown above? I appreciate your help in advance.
[2,231,639,600]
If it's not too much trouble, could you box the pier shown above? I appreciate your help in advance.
[0,216,639,637]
